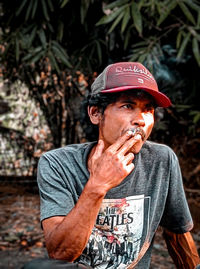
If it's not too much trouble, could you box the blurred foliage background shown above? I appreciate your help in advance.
[0,0,200,187]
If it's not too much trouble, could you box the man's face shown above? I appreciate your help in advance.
[98,93,155,154]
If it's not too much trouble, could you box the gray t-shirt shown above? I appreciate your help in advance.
[37,141,193,268]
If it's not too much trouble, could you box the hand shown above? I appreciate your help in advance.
[88,131,140,193]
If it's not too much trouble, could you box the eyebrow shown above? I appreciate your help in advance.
[119,100,136,104]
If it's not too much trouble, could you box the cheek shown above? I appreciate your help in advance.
[144,113,154,125]
[99,114,124,143]
[144,114,154,133]
[99,115,116,138]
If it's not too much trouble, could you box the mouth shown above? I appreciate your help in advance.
[130,127,146,141]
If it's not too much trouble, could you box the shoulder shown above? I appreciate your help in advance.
[142,141,178,161]
[38,142,95,166]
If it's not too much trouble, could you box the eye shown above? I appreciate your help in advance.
[122,104,133,109]
[144,105,154,113]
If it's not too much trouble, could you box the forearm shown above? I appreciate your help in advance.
[45,180,106,261]
[163,229,200,268]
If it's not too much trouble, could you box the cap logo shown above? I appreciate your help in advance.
[138,78,144,83]
[115,65,153,79]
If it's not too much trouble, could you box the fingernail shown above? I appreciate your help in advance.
[127,130,132,136]
[134,134,142,140]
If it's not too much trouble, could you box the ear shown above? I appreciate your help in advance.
[88,106,102,125]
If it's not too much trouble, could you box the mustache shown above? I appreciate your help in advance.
[129,127,146,141]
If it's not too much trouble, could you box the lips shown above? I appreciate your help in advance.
[130,127,146,141]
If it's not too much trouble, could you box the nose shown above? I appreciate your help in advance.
[131,109,145,127]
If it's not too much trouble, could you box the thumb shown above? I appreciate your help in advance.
[93,139,104,160]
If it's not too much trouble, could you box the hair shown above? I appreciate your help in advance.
[86,89,157,113]
[80,89,157,141]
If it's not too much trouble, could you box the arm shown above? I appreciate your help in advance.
[163,229,200,268]
[43,180,105,261]
[42,131,138,261]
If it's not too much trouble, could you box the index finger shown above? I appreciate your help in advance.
[108,130,134,152]
[118,133,141,156]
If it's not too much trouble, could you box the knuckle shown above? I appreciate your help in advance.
[121,162,127,171]
[105,148,113,156]
[115,154,121,161]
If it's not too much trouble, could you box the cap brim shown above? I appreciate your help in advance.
[101,86,172,108]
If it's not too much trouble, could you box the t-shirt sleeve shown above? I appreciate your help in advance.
[37,154,75,222]
[160,150,193,233]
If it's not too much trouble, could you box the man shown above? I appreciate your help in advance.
[35,62,199,268]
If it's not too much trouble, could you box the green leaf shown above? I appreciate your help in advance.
[132,41,148,48]
[138,53,147,63]
[41,0,50,21]
[193,113,200,124]
[80,0,90,24]
[157,1,177,26]
[22,53,35,62]
[131,2,143,35]
[108,11,124,34]
[104,0,129,10]
[176,31,182,49]
[124,27,131,50]
[28,26,37,46]
[30,50,45,64]
[89,46,95,59]
[25,0,33,21]
[196,34,200,42]
[16,0,28,16]
[96,5,128,26]
[38,28,47,48]
[31,0,38,19]
[177,32,191,59]
[96,41,102,65]
[131,41,149,61]
[60,0,70,8]
[51,41,69,59]
[47,0,54,12]
[22,47,43,61]
[178,2,196,25]
[15,38,20,62]
[21,23,35,34]
[183,0,200,12]
[129,54,139,62]
[20,33,29,49]
[192,37,200,66]
[138,0,145,10]
[48,51,60,73]
[198,10,200,27]
[121,6,130,33]
[57,21,64,42]
[176,104,191,110]
[47,22,54,33]
[52,45,72,68]
[51,41,72,66]
[190,111,200,124]
[156,0,172,14]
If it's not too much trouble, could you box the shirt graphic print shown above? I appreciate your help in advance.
[78,195,150,268]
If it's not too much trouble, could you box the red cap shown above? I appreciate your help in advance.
[91,62,171,107]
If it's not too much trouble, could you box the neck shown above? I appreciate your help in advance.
[87,143,98,172]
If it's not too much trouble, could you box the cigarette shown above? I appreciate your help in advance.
[130,127,146,141]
